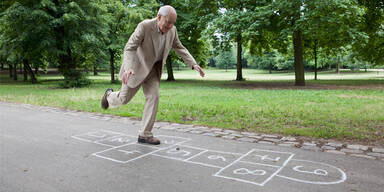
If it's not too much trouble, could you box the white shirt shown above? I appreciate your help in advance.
[156,25,166,62]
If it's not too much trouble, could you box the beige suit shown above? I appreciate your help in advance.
[108,18,197,137]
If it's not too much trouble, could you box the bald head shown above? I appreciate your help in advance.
[158,5,177,17]
[157,5,177,34]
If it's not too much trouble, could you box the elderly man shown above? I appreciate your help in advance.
[101,5,205,145]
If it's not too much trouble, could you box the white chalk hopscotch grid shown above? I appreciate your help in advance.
[71,130,347,187]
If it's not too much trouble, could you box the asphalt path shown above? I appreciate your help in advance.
[1,102,383,192]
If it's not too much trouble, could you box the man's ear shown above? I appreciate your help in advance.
[157,14,162,21]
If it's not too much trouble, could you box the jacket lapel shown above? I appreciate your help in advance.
[151,19,159,59]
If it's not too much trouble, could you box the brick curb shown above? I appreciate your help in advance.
[2,101,383,161]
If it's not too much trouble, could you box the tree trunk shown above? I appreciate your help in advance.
[61,46,75,78]
[314,39,318,80]
[166,56,175,81]
[336,60,339,73]
[9,63,13,78]
[336,55,340,74]
[24,60,37,84]
[109,49,115,83]
[293,30,305,86]
[13,63,17,81]
[35,66,38,75]
[236,32,243,81]
[269,61,272,74]
[1,62,3,70]
[24,59,37,83]
[94,65,98,76]
[23,59,28,81]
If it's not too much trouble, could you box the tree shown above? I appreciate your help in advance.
[214,48,236,71]
[302,0,364,79]
[0,1,52,83]
[209,1,248,81]
[42,0,106,87]
[353,0,384,65]
[159,0,218,81]
[254,0,363,85]
[102,0,157,83]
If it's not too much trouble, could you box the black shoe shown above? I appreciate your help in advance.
[138,136,161,145]
[101,88,113,110]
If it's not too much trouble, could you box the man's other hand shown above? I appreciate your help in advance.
[122,69,135,84]
[193,65,205,77]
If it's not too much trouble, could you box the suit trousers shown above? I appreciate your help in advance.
[107,62,161,137]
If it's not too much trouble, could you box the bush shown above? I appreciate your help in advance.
[59,70,91,88]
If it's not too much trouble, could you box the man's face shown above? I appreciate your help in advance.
[158,13,176,34]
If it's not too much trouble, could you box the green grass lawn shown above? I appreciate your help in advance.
[1,69,383,143]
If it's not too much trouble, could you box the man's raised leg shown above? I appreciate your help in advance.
[103,83,140,109]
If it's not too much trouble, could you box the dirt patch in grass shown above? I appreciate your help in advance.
[223,82,384,90]
[338,94,384,99]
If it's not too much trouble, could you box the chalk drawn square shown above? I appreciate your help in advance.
[187,151,243,168]
[95,135,137,147]
[276,159,347,185]
[240,149,294,167]
[152,145,206,161]
[214,161,280,186]
[93,143,158,163]
[71,130,123,143]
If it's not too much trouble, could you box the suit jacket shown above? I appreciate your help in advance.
[119,18,197,88]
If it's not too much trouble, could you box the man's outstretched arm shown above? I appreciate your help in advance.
[172,28,205,77]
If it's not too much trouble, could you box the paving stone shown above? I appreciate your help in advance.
[263,138,280,143]
[261,134,279,138]
[303,142,317,147]
[248,135,263,139]
[321,146,336,150]
[326,142,344,148]
[258,141,275,145]
[223,130,239,134]
[241,132,258,136]
[278,143,296,147]
[222,135,236,140]
[189,130,204,134]
[350,154,376,160]
[154,122,170,126]
[372,147,384,153]
[213,131,230,135]
[236,138,257,143]
[230,134,243,138]
[301,146,321,152]
[159,126,177,130]
[202,133,220,137]
[340,149,364,154]
[194,127,211,132]
[171,124,187,129]
[283,142,300,145]
[326,150,346,155]
[192,126,209,130]
[209,128,223,132]
[347,145,369,151]
[280,137,296,142]
[176,129,190,133]
[366,153,384,158]
[178,125,196,130]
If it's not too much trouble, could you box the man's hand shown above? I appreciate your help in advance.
[122,69,135,84]
[193,64,205,77]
